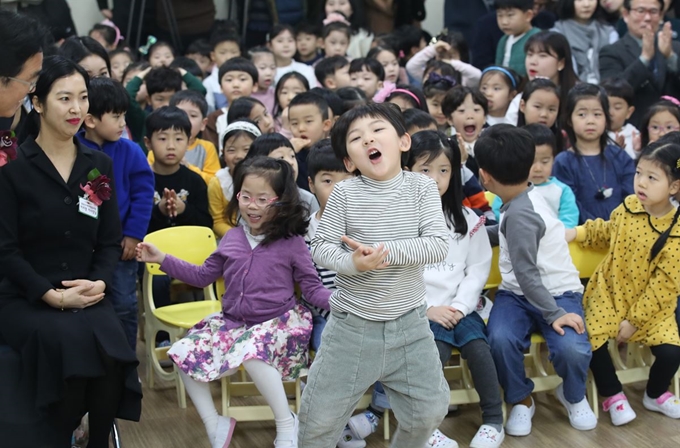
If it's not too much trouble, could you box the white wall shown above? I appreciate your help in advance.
[422,0,445,37]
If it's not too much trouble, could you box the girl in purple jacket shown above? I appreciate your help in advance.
[137,157,331,448]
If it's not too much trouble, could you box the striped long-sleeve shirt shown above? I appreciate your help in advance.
[311,171,449,321]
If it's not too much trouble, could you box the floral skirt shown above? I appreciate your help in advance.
[168,303,312,382]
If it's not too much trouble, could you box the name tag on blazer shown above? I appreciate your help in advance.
[78,197,99,219]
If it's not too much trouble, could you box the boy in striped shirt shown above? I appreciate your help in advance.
[298,103,451,448]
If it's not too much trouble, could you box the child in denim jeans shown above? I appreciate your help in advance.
[477,124,597,437]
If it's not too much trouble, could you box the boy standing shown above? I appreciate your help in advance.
[203,31,242,111]
[315,56,352,91]
[147,90,221,183]
[300,103,451,447]
[78,77,155,351]
[476,124,596,436]
[494,0,540,77]
[601,77,640,159]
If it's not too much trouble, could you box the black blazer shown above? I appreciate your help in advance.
[599,33,680,128]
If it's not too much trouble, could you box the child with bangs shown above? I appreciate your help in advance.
[320,14,352,59]
[269,24,318,88]
[274,72,311,139]
[406,35,482,88]
[479,66,521,126]
[422,65,461,131]
[227,97,276,135]
[349,57,385,100]
[322,0,373,59]
[203,30,242,112]
[249,46,277,115]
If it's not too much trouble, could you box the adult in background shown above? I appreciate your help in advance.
[599,0,680,127]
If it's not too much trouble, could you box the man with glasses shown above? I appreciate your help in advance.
[600,0,680,127]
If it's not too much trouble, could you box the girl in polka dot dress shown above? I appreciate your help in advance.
[566,141,680,426]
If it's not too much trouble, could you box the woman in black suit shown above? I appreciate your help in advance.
[0,56,141,447]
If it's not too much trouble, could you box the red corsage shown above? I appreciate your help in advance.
[80,168,112,206]
[0,130,18,167]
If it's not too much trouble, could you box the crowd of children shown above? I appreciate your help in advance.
[10,0,680,447]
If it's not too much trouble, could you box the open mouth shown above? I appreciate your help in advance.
[247,213,262,224]
[528,70,538,77]
[637,192,647,200]
[464,125,477,135]
[368,148,382,162]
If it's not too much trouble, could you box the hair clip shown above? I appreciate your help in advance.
[428,72,457,88]
[100,19,124,47]
[139,35,157,56]
[661,95,680,107]
[676,158,680,169]
[323,12,350,26]
[398,50,405,59]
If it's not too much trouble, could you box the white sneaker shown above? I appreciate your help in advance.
[347,411,379,440]
[337,425,366,448]
[504,397,535,436]
[469,425,505,448]
[212,416,236,448]
[555,384,597,430]
[643,392,680,419]
[274,413,298,447]
[602,393,636,426]
[424,429,459,448]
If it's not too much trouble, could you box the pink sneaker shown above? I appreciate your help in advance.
[603,393,636,426]
[643,392,680,419]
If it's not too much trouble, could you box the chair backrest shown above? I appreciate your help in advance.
[485,246,502,289]
[143,226,217,275]
[484,191,496,205]
[568,242,607,280]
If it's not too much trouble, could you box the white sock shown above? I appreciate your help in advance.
[242,359,295,439]
[178,370,219,441]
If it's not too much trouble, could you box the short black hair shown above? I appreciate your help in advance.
[170,56,203,79]
[0,10,48,79]
[246,133,295,158]
[289,91,330,121]
[315,55,350,85]
[59,36,112,76]
[310,87,343,117]
[218,56,258,84]
[209,29,241,52]
[623,0,663,10]
[185,38,212,58]
[395,25,425,58]
[227,97,266,123]
[600,77,634,107]
[321,17,352,40]
[495,0,534,11]
[307,139,349,179]
[295,21,320,37]
[475,124,534,185]
[145,66,182,96]
[336,86,368,114]
[87,77,130,119]
[170,89,209,118]
[247,46,274,61]
[442,86,488,117]
[330,103,406,163]
[145,105,192,139]
[522,123,557,155]
[403,108,437,131]
[349,57,385,81]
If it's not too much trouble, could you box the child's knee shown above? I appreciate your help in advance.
[553,338,592,366]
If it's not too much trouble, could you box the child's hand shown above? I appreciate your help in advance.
[167,190,186,216]
[137,67,152,80]
[290,137,311,153]
[427,306,463,330]
[456,134,468,164]
[136,242,166,264]
[121,236,141,261]
[565,228,577,243]
[434,40,452,54]
[614,132,625,149]
[616,320,637,344]
[633,130,642,152]
[157,190,170,216]
[341,236,389,272]
[552,312,585,336]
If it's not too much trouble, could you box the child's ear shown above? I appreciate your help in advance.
[308,176,316,194]
[478,168,491,187]
[626,105,635,120]
[670,179,680,196]
[399,132,412,153]
[343,157,356,173]
[377,80,384,90]
[83,114,97,130]
[251,83,259,93]
[200,117,207,132]
[144,136,151,150]
[322,118,333,133]
[325,77,336,90]
[525,9,535,22]
[317,37,324,49]
[209,51,217,63]
[519,99,526,114]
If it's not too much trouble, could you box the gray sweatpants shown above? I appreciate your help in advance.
[298,305,450,448]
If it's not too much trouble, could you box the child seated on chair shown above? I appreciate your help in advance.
[479,124,597,437]
[137,156,331,448]
[566,141,680,426]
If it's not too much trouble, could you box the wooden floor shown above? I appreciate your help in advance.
[119,340,680,448]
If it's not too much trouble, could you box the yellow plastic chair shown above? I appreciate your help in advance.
[484,246,502,291]
[142,226,221,408]
[568,242,607,280]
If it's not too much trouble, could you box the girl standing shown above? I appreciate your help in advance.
[567,141,680,425]
[553,83,635,222]
[137,157,331,448]
[268,25,318,88]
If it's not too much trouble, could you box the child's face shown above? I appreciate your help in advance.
[223,134,253,172]
[496,7,534,36]
[574,0,597,22]
[149,90,176,110]
[448,94,486,143]
[238,174,277,235]
[149,45,174,68]
[322,31,350,57]
[350,68,383,99]
[309,170,354,212]
[325,0,353,18]
[647,110,680,143]
[250,102,275,134]
[220,70,256,103]
[529,144,554,186]
[635,157,680,209]
[374,50,400,84]
[253,53,277,90]
[187,52,212,75]
[570,97,607,144]
[525,47,564,83]
[296,32,318,58]
[426,92,448,126]
[289,104,331,144]
[80,55,110,79]
[176,100,206,140]
[269,31,296,61]
[520,89,560,127]
[608,96,633,132]
[277,78,307,110]
[89,111,126,142]
[480,72,514,117]
[110,53,132,83]
[269,146,299,179]
[410,153,452,197]
[327,64,352,90]
[147,127,188,167]
[211,41,241,68]
[343,115,410,181]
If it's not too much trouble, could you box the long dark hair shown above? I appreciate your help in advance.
[59,36,112,77]
[563,83,611,158]
[406,130,468,236]
[274,71,310,117]
[226,156,309,244]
